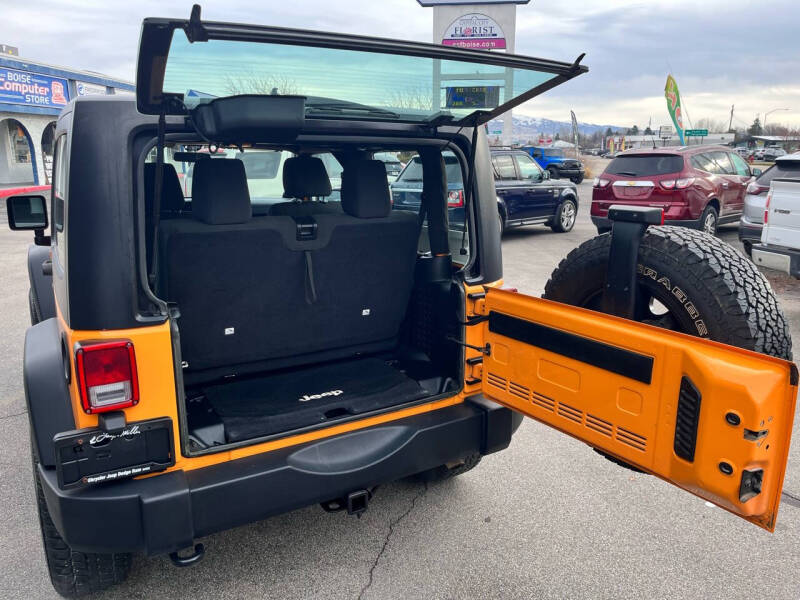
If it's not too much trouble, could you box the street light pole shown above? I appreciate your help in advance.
[763,108,790,130]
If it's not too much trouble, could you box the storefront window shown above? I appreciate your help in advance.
[8,120,30,164]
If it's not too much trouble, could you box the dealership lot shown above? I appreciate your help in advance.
[1,182,799,599]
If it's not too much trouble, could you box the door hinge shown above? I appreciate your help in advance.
[448,337,491,355]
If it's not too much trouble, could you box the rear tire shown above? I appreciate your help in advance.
[498,211,505,237]
[699,204,719,235]
[571,175,584,184]
[32,453,131,597]
[543,226,792,359]
[416,453,482,483]
[550,198,577,233]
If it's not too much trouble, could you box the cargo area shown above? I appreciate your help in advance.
[143,143,466,452]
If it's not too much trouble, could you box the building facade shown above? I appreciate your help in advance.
[0,55,133,187]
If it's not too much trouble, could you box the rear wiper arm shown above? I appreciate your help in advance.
[616,171,638,176]
[306,104,399,119]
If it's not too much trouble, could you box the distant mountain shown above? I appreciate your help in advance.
[487,115,625,139]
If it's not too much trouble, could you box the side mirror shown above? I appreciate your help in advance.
[752,168,763,177]
[7,195,48,230]
[542,170,550,180]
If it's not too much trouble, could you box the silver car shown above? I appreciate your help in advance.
[739,152,800,254]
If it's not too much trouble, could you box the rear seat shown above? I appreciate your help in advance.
[144,163,187,268]
[158,157,419,383]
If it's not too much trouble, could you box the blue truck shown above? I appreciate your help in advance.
[523,146,585,184]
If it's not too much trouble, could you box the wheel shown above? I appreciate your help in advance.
[571,175,584,184]
[550,198,577,233]
[699,204,718,235]
[543,226,792,359]
[498,211,505,237]
[547,167,559,180]
[29,288,42,325]
[32,452,131,597]
[415,453,482,483]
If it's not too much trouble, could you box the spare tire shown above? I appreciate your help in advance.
[543,226,792,360]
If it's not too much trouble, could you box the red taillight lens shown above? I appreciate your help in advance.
[447,190,464,208]
[675,177,695,189]
[764,190,772,224]
[660,179,676,190]
[746,182,769,195]
[593,177,610,188]
[75,341,139,414]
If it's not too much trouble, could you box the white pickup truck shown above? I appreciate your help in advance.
[752,177,800,278]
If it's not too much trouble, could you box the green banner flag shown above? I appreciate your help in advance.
[664,74,685,144]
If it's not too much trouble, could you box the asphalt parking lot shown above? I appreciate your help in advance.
[1,180,799,599]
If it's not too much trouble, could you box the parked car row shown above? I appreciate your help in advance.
[391,149,580,235]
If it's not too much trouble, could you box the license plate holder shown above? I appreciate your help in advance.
[53,417,174,490]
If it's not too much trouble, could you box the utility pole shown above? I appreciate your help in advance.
[728,104,734,132]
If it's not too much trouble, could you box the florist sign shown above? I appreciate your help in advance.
[442,13,506,49]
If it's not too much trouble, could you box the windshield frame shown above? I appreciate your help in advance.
[136,11,587,122]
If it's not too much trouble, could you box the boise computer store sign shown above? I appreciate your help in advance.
[442,13,506,49]
[0,67,70,107]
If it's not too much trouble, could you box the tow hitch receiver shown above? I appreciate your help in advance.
[169,543,205,567]
[320,489,373,518]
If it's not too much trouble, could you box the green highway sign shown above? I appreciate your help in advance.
[685,129,708,137]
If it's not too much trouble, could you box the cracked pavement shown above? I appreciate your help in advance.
[1,181,799,599]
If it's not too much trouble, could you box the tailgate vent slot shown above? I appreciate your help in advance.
[557,401,583,424]
[487,372,507,391]
[674,376,702,462]
[586,413,613,437]
[508,380,530,400]
[617,426,647,452]
[531,392,555,412]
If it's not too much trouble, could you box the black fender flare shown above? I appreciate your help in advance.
[24,318,75,466]
[27,244,55,322]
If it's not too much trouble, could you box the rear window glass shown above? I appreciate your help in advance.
[235,151,281,179]
[397,154,463,184]
[605,154,683,176]
[757,161,800,185]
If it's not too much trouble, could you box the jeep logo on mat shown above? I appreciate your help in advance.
[299,389,343,402]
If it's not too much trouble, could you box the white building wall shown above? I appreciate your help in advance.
[0,112,56,186]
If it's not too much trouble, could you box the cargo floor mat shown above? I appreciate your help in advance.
[201,357,428,443]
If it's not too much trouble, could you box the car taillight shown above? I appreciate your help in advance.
[593,177,610,187]
[746,182,769,195]
[660,180,676,189]
[448,190,464,208]
[675,177,695,189]
[764,190,772,224]
[75,340,139,414]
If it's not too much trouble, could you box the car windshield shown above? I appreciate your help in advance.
[396,154,463,184]
[162,30,561,122]
[606,154,683,176]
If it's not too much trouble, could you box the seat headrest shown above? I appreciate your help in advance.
[191,159,251,225]
[282,156,332,198]
[341,160,391,218]
[144,163,185,214]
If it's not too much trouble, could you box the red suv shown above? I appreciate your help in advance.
[591,146,755,234]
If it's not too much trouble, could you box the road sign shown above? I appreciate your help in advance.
[685,129,708,137]
[659,125,673,138]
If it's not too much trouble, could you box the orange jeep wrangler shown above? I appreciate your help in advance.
[6,6,796,597]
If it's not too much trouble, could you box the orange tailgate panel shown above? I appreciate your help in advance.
[480,288,797,531]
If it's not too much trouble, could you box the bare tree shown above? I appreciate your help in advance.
[387,85,433,111]
[224,73,301,96]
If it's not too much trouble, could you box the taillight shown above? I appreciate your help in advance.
[75,340,139,414]
[764,190,772,224]
[746,182,769,195]
[448,190,464,208]
[675,177,695,189]
[593,177,610,187]
[660,180,676,190]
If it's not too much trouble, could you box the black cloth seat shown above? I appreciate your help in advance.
[158,157,419,383]
[270,155,342,216]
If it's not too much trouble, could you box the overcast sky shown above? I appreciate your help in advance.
[4,0,798,128]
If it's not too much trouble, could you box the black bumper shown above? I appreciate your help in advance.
[591,215,699,231]
[39,397,521,556]
[738,219,762,245]
[555,168,584,178]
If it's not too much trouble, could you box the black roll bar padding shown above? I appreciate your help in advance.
[601,205,663,319]
[419,147,449,256]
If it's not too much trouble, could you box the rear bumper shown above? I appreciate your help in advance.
[751,244,800,278]
[555,167,584,178]
[39,397,521,556]
[738,218,763,245]
[591,215,699,230]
